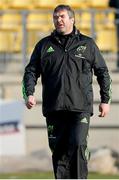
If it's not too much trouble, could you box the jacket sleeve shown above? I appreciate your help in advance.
[22,43,41,100]
[91,39,112,104]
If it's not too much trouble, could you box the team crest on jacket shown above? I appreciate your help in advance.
[75,45,86,58]
[77,46,86,53]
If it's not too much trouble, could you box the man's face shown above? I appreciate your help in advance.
[53,9,74,35]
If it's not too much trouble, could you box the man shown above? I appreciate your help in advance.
[22,5,112,179]
[109,0,119,71]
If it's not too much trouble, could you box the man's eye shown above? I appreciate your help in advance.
[61,15,65,18]
[54,16,59,20]
[53,15,65,20]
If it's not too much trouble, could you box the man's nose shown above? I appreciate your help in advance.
[57,16,62,22]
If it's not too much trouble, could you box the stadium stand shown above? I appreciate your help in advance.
[0,13,22,52]
[27,12,53,52]
[0,31,8,52]
[89,0,109,9]
[58,0,90,9]
[75,11,91,35]
[96,28,117,52]
[0,30,22,53]
[76,11,91,29]
[95,9,117,52]
[33,0,59,9]
[7,0,33,10]
[0,0,117,53]
[92,10,115,31]
[103,11,115,29]
[0,0,8,10]
[1,13,21,30]
[94,12,106,30]
[27,13,52,31]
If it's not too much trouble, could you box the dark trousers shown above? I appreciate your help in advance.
[46,111,90,179]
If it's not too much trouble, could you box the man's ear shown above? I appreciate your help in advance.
[71,18,75,24]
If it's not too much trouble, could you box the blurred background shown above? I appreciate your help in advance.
[0,0,119,178]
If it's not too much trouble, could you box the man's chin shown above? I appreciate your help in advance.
[57,29,65,35]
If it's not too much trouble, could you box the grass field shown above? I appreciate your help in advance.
[0,172,119,179]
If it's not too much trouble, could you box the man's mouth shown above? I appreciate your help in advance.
[57,24,64,28]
